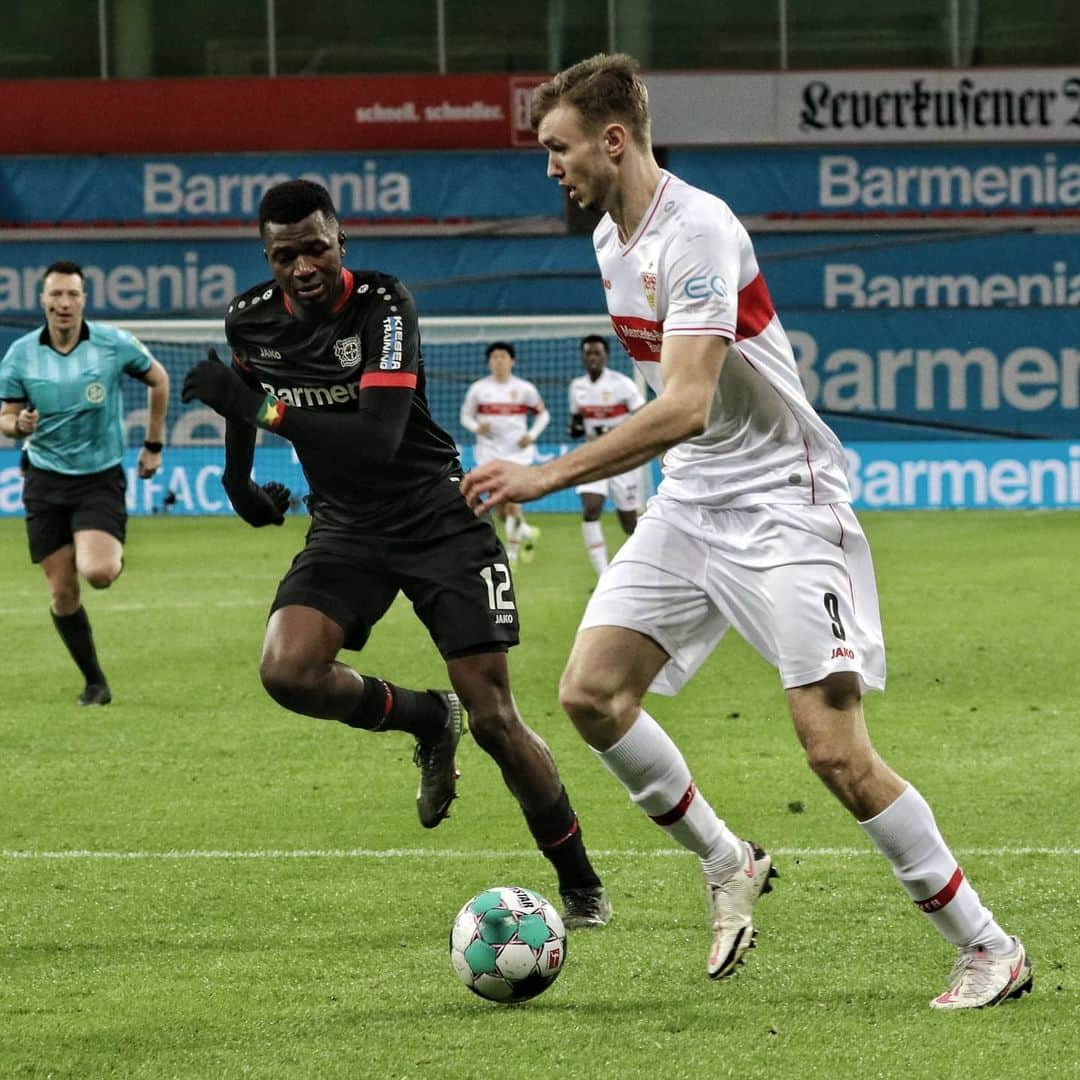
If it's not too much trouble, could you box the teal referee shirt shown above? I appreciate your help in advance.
[0,321,153,475]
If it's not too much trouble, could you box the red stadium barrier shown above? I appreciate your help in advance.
[0,74,546,153]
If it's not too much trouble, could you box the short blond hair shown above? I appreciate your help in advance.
[530,53,651,149]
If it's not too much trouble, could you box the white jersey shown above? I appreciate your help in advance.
[596,170,850,508]
[569,367,644,440]
[461,373,547,465]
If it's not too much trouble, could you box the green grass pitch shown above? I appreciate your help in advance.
[1,510,1076,1078]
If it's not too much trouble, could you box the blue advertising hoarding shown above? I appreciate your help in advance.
[0,151,555,225]
[2,441,1078,516]
[2,229,1077,321]
[0,234,602,318]
[667,145,1080,218]
[3,146,1078,226]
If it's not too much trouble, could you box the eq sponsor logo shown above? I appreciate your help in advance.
[684,274,728,300]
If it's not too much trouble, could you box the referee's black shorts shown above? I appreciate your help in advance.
[22,463,128,563]
[271,489,520,660]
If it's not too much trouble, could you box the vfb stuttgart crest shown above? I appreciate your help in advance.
[641,271,657,311]
[334,335,362,368]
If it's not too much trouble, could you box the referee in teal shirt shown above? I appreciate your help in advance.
[0,261,170,705]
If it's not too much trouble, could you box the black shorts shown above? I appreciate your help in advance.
[22,464,128,563]
[271,490,520,659]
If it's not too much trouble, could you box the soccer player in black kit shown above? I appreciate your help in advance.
[181,179,610,928]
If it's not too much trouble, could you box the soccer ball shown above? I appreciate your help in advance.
[449,885,567,1003]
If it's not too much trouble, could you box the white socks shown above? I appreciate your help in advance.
[596,709,742,882]
[503,515,521,564]
[582,520,608,576]
[860,784,1012,952]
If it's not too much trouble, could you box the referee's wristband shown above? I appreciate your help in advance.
[143,440,164,453]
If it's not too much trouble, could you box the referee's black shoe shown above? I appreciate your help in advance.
[413,691,463,828]
[78,683,112,706]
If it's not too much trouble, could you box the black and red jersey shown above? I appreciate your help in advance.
[225,268,461,530]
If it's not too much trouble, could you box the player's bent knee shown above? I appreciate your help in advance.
[259,656,319,711]
[465,703,519,755]
[803,737,874,793]
[83,564,120,590]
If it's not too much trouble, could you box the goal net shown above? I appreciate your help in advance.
[110,315,646,515]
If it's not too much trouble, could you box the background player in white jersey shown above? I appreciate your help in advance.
[567,334,645,578]
[463,53,1031,1011]
[460,342,548,564]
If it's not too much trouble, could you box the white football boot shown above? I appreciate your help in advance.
[930,936,1033,1009]
[706,839,777,979]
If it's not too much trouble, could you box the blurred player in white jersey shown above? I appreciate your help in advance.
[567,334,645,578]
[464,53,1031,1010]
[460,342,548,564]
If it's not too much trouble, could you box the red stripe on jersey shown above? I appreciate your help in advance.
[610,314,663,362]
[915,866,965,912]
[581,404,630,419]
[283,268,354,318]
[359,371,417,389]
[330,268,355,315]
[735,272,776,341]
[477,402,532,415]
[650,781,697,827]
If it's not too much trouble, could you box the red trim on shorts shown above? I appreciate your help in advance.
[915,866,965,912]
[651,781,696,826]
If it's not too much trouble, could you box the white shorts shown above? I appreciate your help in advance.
[578,495,887,696]
[575,468,642,513]
[475,442,535,467]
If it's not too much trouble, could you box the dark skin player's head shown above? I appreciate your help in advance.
[259,180,346,315]
[580,335,608,380]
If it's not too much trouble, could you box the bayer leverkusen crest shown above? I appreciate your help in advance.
[334,335,362,368]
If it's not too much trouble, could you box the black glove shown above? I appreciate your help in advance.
[181,348,263,422]
[231,480,291,527]
[568,413,585,439]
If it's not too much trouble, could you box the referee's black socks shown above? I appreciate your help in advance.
[51,606,107,688]
[344,676,447,740]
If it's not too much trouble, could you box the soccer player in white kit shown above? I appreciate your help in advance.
[568,334,645,578]
[463,53,1031,1010]
[460,341,549,564]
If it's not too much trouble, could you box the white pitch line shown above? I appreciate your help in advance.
[2,846,1077,861]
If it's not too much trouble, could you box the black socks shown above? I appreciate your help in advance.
[524,787,602,893]
[343,677,447,740]
[51,606,106,687]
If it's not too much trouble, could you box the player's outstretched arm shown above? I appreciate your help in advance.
[221,416,290,527]
[462,335,727,513]
[182,349,413,466]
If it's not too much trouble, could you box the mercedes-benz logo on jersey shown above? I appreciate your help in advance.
[334,335,362,369]
[85,382,106,404]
